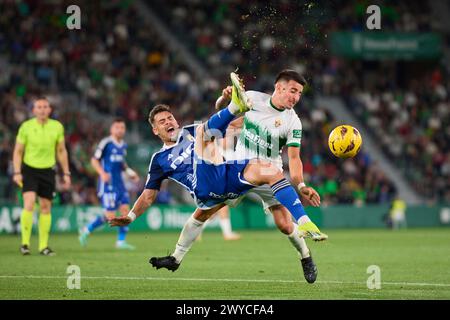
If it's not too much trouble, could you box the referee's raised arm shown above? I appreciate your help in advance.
[13,97,70,256]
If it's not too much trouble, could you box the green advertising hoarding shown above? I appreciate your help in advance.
[0,204,278,234]
[1,204,448,234]
[330,32,442,60]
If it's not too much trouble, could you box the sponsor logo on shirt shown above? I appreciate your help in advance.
[293,129,302,139]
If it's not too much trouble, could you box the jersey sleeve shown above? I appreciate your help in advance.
[16,123,27,145]
[145,153,166,190]
[182,124,199,137]
[93,138,110,160]
[56,122,65,143]
[286,115,302,148]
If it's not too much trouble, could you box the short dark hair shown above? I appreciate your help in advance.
[148,104,172,125]
[112,117,126,124]
[275,69,307,86]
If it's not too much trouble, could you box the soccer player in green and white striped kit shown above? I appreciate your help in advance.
[216,70,322,283]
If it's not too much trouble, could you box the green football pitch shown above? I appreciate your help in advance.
[1,228,449,300]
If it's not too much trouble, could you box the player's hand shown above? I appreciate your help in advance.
[126,168,140,183]
[130,174,140,183]
[215,86,233,110]
[100,172,111,183]
[62,174,71,190]
[109,216,132,227]
[13,173,23,188]
[221,86,232,100]
[299,186,321,207]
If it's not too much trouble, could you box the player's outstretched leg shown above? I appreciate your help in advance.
[116,226,135,250]
[243,160,328,241]
[301,253,318,284]
[230,71,252,112]
[149,255,180,272]
[203,72,252,140]
[115,205,136,250]
[218,206,241,240]
[272,206,318,283]
[150,206,224,271]
[79,215,107,247]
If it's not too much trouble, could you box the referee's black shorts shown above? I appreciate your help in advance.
[22,164,56,200]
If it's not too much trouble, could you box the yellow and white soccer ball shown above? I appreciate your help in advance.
[328,125,362,158]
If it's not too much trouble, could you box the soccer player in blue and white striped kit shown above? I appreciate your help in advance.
[110,73,327,269]
[79,118,139,250]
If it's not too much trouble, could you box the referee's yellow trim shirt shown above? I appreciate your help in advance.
[16,118,65,169]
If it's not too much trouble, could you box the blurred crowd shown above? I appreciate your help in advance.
[0,0,447,205]
[282,104,396,206]
[151,0,448,204]
[149,0,432,90]
[347,69,450,203]
[0,0,217,204]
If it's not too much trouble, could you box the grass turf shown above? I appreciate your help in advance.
[0,228,449,300]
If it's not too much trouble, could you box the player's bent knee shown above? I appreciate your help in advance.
[273,216,293,234]
[271,206,294,234]
[193,209,211,222]
[276,221,293,235]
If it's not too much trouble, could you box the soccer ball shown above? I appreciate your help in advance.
[328,125,362,158]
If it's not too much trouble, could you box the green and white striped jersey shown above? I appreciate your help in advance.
[232,90,302,170]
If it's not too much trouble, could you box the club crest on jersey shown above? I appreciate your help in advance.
[275,119,282,127]
[186,134,194,142]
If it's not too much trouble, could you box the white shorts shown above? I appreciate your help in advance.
[226,184,281,214]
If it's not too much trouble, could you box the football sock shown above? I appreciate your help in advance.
[227,100,242,115]
[20,209,33,246]
[271,179,307,222]
[172,215,205,263]
[86,215,106,233]
[205,107,235,138]
[219,217,233,237]
[117,226,128,242]
[288,223,310,258]
[38,213,51,251]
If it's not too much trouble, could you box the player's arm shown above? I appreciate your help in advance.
[109,189,158,226]
[110,153,165,226]
[122,161,139,182]
[57,140,71,188]
[90,157,110,183]
[287,146,320,207]
[12,142,25,187]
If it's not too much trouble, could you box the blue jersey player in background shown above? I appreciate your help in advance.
[110,73,327,271]
[79,118,139,250]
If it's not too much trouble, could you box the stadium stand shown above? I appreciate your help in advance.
[1,0,447,205]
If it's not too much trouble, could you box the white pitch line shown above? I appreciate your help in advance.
[0,275,450,288]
